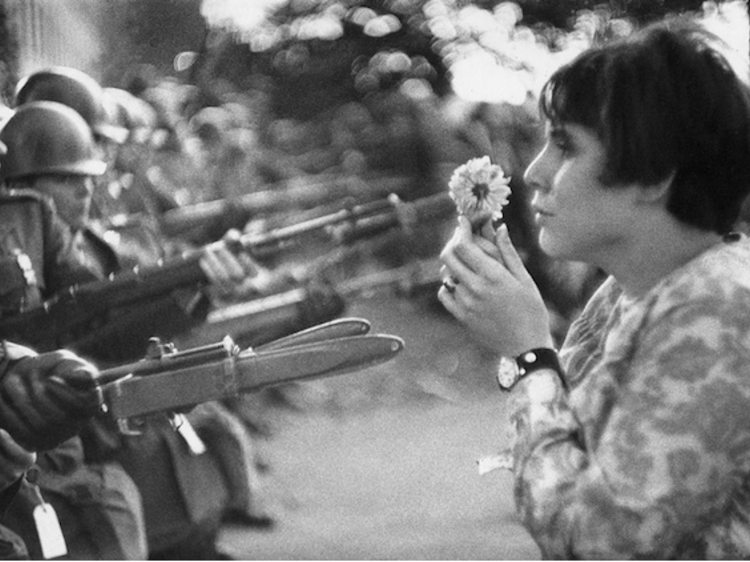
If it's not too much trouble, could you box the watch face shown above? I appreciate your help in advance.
[497,356,519,390]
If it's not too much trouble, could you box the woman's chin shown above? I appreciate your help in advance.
[538,231,560,257]
[538,232,575,261]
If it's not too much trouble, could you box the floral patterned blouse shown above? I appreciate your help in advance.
[507,236,750,559]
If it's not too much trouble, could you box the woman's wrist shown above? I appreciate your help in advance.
[506,334,555,359]
[497,347,565,392]
[510,309,555,356]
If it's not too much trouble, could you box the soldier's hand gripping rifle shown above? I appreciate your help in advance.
[0,192,453,351]
[98,317,404,424]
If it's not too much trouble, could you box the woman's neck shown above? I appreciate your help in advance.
[602,215,722,299]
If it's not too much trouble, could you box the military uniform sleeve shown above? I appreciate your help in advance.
[508,287,750,559]
[0,478,23,517]
[0,345,30,514]
[0,347,23,515]
[39,197,98,292]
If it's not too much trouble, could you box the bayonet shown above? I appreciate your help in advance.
[99,319,404,419]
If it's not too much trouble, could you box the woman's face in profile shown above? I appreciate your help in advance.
[523,121,638,266]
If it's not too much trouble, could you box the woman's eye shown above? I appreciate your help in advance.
[547,126,575,156]
[551,135,571,155]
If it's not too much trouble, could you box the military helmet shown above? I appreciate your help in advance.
[104,87,158,144]
[0,101,107,181]
[14,66,128,144]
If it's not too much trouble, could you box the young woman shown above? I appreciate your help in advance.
[439,18,750,559]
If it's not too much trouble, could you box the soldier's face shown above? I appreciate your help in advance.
[33,174,94,232]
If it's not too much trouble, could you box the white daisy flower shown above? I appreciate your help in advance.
[448,156,511,228]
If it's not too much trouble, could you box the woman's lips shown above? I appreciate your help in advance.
[534,208,554,224]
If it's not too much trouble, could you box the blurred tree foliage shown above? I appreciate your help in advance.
[190,0,724,323]
[194,0,706,119]
[99,0,206,88]
[510,0,705,26]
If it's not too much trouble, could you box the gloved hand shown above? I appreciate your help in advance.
[0,429,35,491]
[0,342,102,452]
[199,228,283,300]
[297,281,346,330]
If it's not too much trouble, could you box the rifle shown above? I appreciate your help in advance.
[0,192,453,351]
[99,317,404,421]
[172,257,443,350]
[157,173,415,240]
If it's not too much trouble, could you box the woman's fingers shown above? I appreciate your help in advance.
[444,219,513,287]
[494,223,534,284]
[437,279,464,318]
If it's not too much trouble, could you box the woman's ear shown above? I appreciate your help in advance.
[636,170,676,205]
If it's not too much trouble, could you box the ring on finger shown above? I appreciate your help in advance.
[442,279,456,294]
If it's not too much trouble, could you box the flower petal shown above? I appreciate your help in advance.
[448,156,511,224]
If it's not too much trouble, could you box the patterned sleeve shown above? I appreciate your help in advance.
[508,283,750,559]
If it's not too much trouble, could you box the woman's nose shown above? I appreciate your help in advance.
[523,152,542,191]
[523,149,550,195]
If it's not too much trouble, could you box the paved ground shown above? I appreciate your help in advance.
[218,293,542,560]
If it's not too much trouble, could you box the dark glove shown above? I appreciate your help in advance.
[297,282,346,330]
[0,343,102,451]
[0,429,35,492]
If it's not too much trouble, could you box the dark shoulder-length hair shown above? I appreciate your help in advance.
[539,17,750,234]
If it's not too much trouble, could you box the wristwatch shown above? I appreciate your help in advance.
[496,348,565,391]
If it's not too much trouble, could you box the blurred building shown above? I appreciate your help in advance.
[10,0,101,77]
[1,0,205,93]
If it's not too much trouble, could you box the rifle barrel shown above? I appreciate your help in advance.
[159,174,414,238]
[99,337,237,385]
[333,192,454,244]
[0,191,451,352]
[239,197,397,252]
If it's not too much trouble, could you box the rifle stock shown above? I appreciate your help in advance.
[0,192,452,350]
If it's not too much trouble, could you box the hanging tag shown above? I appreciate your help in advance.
[33,503,67,559]
[26,470,68,560]
[172,414,207,455]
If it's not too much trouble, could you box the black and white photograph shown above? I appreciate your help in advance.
[0,0,748,559]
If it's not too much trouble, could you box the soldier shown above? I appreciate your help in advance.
[0,101,148,560]
[101,86,179,221]
[0,126,147,558]
[0,100,267,559]
[11,67,277,354]
[0,339,105,560]
[14,65,178,225]
[0,130,106,559]
[0,339,106,560]
[14,66,279,530]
